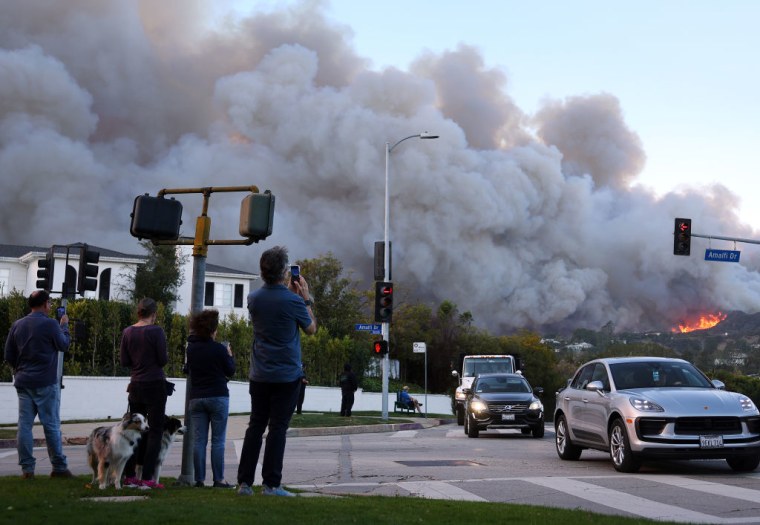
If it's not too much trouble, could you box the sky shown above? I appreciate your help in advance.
[3,0,760,335]
[233,0,760,230]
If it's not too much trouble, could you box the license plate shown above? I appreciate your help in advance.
[501,414,515,421]
[700,435,724,449]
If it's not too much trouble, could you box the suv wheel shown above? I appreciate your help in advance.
[555,414,582,460]
[727,455,760,472]
[466,413,479,438]
[609,418,641,473]
[532,423,545,438]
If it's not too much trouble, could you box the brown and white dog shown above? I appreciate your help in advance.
[86,412,148,489]
[136,416,186,483]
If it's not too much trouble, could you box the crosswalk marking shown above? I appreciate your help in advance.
[397,481,487,501]
[525,477,758,524]
[641,475,760,504]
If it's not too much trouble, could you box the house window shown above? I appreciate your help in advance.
[215,283,233,307]
[98,268,111,301]
[0,268,9,297]
[234,284,244,308]
[204,282,214,306]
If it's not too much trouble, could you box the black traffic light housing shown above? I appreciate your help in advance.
[36,248,55,291]
[239,190,275,241]
[77,244,100,294]
[374,281,393,323]
[130,194,183,241]
[373,340,389,355]
[674,218,692,256]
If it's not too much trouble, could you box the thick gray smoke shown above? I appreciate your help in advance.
[1,0,758,334]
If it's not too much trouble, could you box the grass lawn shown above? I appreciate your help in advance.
[0,476,676,525]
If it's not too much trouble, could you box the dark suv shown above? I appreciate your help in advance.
[463,373,545,438]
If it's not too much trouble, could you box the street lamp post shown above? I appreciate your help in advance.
[382,132,438,420]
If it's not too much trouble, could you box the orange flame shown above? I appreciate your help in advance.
[673,312,727,333]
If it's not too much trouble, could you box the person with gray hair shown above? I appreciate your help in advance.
[237,246,316,497]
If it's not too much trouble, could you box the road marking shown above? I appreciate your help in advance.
[640,475,760,504]
[526,477,758,524]
[391,430,417,438]
[397,481,487,501]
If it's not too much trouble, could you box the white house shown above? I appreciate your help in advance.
[0,242,258,318]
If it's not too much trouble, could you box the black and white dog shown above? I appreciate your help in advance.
[86,412,148,490]
[136,416,186,483]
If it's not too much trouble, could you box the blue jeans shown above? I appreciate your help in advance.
[237,379,300,488]
[190,396,230,483]
[16,384,68,473]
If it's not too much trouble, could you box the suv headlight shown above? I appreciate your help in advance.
[629,397,664,412]
[470,400,488,413]
[455,389,466,401]
[529,399,543,411]
[739,395,757,412]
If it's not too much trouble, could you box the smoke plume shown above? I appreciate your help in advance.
[1,0,757,334]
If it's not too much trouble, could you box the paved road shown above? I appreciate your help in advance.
[5,418,760,524]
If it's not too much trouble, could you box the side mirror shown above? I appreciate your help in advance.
[461,387,471,395]
[712,379,726,390]
[586,380,604,392]
[533,387,544,397]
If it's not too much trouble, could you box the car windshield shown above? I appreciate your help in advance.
[463,358,514,377]
[475,377,530,393]
[609,361,713,389]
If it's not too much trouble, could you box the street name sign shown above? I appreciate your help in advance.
[704,249,740,263]
[355,323,382,334]
[413,342,427,353]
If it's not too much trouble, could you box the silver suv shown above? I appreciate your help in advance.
[554,356,760,472]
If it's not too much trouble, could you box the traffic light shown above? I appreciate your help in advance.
[673,218,692,256]
[373,340,389,355]
[374,281,393,323]
[239,190,275,241]
[35,248,55,290]
[77,244,100,294]
[130,194,183,241]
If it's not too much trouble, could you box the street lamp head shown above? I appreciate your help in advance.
[419,132,439,139]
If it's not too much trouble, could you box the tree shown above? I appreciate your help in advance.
[128,241,186,307]
[296,253,364,339]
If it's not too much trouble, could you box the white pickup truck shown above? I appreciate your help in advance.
[451,354,522,425]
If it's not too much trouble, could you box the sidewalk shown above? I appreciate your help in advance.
[0,414,453,449]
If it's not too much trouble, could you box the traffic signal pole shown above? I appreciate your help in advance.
[133,185,275,486]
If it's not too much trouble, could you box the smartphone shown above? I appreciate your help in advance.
[55,306,66,321]
[290,265,300,284]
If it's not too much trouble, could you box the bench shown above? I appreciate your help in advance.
[394,391,415,414]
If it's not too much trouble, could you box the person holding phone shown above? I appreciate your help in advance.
[237,246,316,497]
[186,309,236,488]
[4,290,72,479]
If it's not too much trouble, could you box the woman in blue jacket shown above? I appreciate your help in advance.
[186,309,236,488]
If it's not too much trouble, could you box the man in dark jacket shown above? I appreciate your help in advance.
[4,290,72,479]
[339,363,358,417]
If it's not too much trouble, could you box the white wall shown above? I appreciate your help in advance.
[0,378,452,424]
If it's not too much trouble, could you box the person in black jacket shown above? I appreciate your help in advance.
[339,363,358,417]
[186,309,236,488]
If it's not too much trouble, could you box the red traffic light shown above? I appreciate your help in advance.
[673,217,692,256]
[373,340,388,355]
[374,281,394,323]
